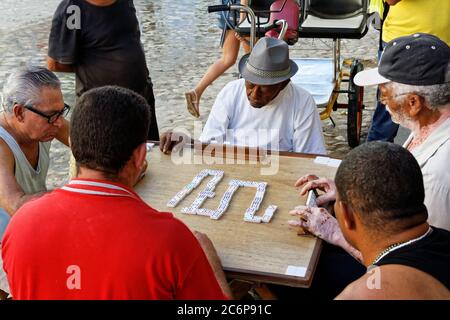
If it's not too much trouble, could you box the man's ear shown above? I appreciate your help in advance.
[13,104,25,122]
[406,94,425,117]
[337,200,356,231]
[132,142,147,171]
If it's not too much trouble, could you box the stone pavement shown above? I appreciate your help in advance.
[0,0,380,190]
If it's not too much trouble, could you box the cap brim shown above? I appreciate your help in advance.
[238,54,299,85]
[354,68,390,86]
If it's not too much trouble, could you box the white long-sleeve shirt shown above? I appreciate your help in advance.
[199,79,326,154]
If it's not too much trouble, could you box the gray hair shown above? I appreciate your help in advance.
[1,66,61,113]
[387,81,450,111]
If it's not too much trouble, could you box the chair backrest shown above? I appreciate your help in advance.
[250,0,277,11]
[249,0,277,18]
[307,0,367,19]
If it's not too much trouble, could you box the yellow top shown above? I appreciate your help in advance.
[369,0,385,15]
[383,0,450,45]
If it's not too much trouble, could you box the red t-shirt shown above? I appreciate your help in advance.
[1,179,227,300]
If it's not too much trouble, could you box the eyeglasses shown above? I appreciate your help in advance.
[23,103,71,124]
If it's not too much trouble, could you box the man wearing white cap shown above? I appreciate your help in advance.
[354,33,450,230]
[161,37,326,155]
[367,0,450,142]
[289,33,450,267]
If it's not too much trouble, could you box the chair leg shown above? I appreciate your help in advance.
[229,279,254,300]
[0,289,9,300]
[253,283,278,300]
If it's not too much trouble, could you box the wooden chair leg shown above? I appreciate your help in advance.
[229,279,254,300]
[0,289,9,300]
[253,283,278,300]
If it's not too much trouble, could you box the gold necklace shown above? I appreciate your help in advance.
[371,227,433,266]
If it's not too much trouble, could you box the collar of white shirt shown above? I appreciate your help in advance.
[404,117,450,166]
[255,82,292,109]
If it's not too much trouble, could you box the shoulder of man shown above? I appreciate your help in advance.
[212,78,245,111]
[152,213,195,239]
[0,138,14,170]
[290,82,315,103]
[223,78,245,94]
[337,264,449,299]
[128,203,194,238]
[40,141,52,154]
[50,0,82,28]
[288,82,318,118]
[54,0,81,14]
[136,212,207,272]
[433,131,450,158]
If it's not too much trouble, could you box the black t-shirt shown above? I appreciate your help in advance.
[375,226,450,290]
[48,0,150,97]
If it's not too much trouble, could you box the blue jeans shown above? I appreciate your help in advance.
[217,0,240,29]
[0,209,10,241]
[367,42,399,142]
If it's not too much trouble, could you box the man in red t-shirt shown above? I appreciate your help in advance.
[1,86,231,300]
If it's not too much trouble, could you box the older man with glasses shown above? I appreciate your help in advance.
[354,33,450,230]
[288,34,450,275]
[21,103,70,124]
[0,66,69,297]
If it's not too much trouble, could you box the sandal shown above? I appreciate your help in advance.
[185,90,200,118]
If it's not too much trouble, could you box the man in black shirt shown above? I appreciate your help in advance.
[331,142,450,299]
[47,0,159,140]
[291,141,450,299]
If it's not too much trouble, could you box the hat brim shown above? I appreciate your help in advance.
[354,68,390,86]
[238,53,299,85]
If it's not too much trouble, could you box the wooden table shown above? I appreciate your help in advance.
[135,143,338,288]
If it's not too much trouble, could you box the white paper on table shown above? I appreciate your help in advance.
[285,265,307,277]
[146,142,155,152]
[314,156,342,168]
[327,158,342,168]
[314,156,330,165]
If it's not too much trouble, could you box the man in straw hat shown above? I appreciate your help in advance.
[160,37,326,155]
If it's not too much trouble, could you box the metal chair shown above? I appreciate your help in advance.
[299,0,369,39]
[235,0,299,44]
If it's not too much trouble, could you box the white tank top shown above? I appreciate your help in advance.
[0,126,50,194]
[0,125,51,240]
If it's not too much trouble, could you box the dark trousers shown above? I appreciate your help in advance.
[141,78,160,141]
[367,42,399,142]
[76,78,160,141]
[268,242,366,299]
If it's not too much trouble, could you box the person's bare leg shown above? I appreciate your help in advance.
[242,40,251,54]
[237,34,252,54]
[186,30,241,117]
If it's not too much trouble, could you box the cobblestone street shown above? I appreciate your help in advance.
[0,0,379,190]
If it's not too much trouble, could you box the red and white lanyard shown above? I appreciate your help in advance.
[61,180,138,200]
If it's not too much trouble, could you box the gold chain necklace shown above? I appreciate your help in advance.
[371,227,433,266]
